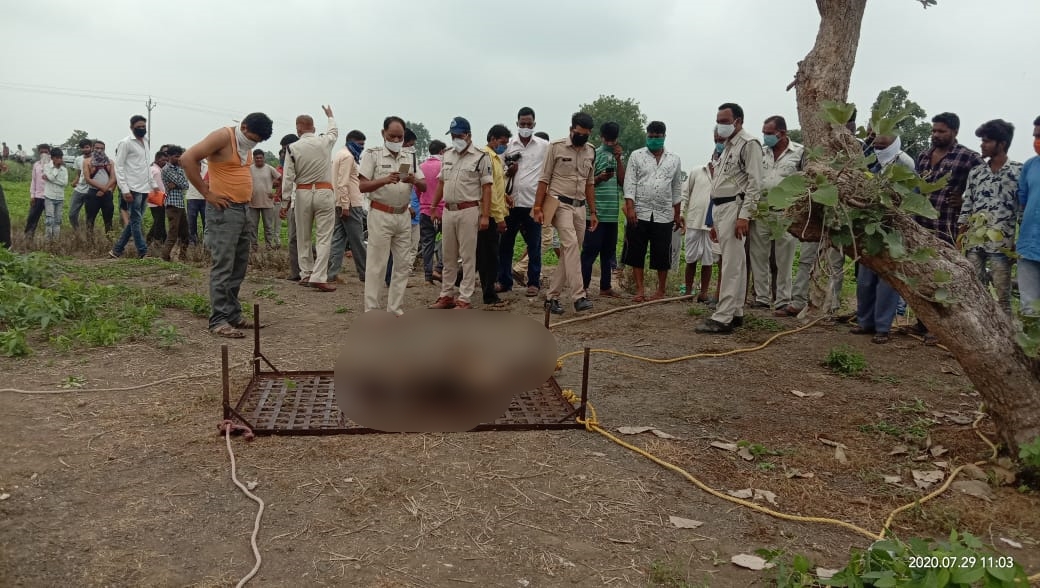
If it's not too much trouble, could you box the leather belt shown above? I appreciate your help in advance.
[712,195,745,205]
[370,200,409,214]
[556,195,586,207]
[296,182,332,190]
[444,201,480,211]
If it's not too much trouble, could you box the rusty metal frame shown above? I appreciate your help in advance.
[221,304,591,436]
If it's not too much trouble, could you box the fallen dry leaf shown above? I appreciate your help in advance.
[818,437,847,449]
[727,488,754,500]
[246,481,259,491]
[0,493,9,501]
[785,468,815,479]
[883,475,902,485]
[911,469,944,489]
[754,489,778,505]
[668,516,704,529]
[589,451,607,458]
[617,426,654,435]
[651,429,677,439]
[889,445,909,456]
[731,554,774,571]
[737,447,755,462]
[952,480,994,502]
[791,390,824,399]
[960,464,987,481]
[946,413,975,425]
[989,465,1016,486]
[817,568,840,580]
[999,537,1023,549]
[710,441,738,452]
[929,444,948,457]
[940,363,962,376]
[834,445,849,464]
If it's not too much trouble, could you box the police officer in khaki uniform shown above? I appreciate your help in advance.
[428,117,493,310]
[359,116,426,315]
[532,112,598,315]
[696,102,764,334]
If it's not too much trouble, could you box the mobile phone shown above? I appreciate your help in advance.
[398,163,410,175]
[605,167,615,173]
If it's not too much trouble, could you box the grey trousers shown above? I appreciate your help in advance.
[68,190,89,229]
[204,202,251,330]
[247,206,279,248]
[329,206,367,281]
[287,205,301,279]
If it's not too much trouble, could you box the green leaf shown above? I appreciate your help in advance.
[899,193,939,219]
[766,174,807,210]
[933,288,951,304]
[883,230,906,260]
[985,565,1016,582]
[908,248,936,263]
[812,183,839,207]
[933,270,952,283]
[917,175,948,195]
[986,229,1005,242]
[820,101,858,127]
[793,554,812,574]
[830,231,853,248]
[950,565,986,584]
[883,163,917,183]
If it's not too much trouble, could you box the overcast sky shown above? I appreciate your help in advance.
[2,0,1038,166]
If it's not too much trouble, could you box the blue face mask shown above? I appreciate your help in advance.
[494,145,506,155]
[763,134,780,148]
[714,142,725,154]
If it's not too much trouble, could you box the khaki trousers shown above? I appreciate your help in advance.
[294,188,336,284]
[749,218,798,308]
[710,201,747,324]
[365,208,413,315]
[548,202,587,302]
[440,206,480,303]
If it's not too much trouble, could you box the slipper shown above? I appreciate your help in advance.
[231,319,256,330]
[923,334,939,346]
[599,289,620,298]
[849,326,875,335]
[632,294,646,303]
[872,333,891,344]
[647,292,666,301]
[210,323,245,339]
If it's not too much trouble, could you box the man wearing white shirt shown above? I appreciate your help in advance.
[499,106,550,296]
[681,139,724,301]
[67,139,93,230]
[42,148,69,241]
[111,115,155,258]
[751,115,806,316]
[621,120,683,302]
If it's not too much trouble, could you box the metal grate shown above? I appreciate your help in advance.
[228,370,582,436]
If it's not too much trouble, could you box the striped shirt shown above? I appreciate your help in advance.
[593,144,621,222]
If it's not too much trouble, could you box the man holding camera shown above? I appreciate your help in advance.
[581,122,625,296]
[498,107,550,297]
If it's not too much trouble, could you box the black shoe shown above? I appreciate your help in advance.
[545,299,565,315]
[731,315,744,328]
[574,298,593,312]
[695,318,734,333]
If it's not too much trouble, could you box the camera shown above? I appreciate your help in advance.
[504,153,522,166]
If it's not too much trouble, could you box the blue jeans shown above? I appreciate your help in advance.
[966,249,1012,315]
[204,203,251,329]
[68,190,89,229]
[44,198,63,240]
[113,191,147,257]
[856,265,900,334]
[1019,258,1040,317]
[187,199,207,245]
[497,206,541,289]
[581,221,618,291]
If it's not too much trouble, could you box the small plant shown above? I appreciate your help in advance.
[823,531,1028,587]
[334,306,350,314]
[745,314,784,332]
[648,560,696,587]
[686,306,706,317]
[894,398,928,414]
[824,345,867,376]
[1019,436,1040,470]
[253,285,284,305]
[0,328,31,357]
[738,440,784,458]
[59,375,86,389]
[757,549,818,588]
[157,324,185,348]
[859,421,903,437]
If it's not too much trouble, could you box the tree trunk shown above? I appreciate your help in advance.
[790,0,1040,455]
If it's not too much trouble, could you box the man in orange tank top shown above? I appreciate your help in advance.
[182,113,274,338]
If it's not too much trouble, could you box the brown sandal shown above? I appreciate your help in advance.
[210,323,245,339]
[871,333,891,344]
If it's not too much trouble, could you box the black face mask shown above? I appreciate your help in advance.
[132,127,147,138]
[571,133,589,147]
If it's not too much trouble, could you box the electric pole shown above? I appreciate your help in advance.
[145,96,157,143]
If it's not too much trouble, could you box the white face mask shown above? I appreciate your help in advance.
[235,127,257,165]
[875,136,902,167]
[385,140,403,153]
[716,123,736,139]
[452,138,469,152]
[40,153,49,163]
[518,127,534,139]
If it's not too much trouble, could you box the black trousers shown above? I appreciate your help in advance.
[84,190,115,233]
[477,226,501,303]
[146,205,167,244]
[0,184,11,248]
[24,198,45,236]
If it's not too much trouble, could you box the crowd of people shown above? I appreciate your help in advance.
[2,104,1038,343]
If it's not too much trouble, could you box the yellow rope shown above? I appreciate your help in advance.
[556,335,1040,582]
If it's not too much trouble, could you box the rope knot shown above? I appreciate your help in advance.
[219,419,256,441]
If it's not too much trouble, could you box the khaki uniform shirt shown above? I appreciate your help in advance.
[282,116,339,200]
[761,141,806,191]
[439,144,492,203]
[332,147,363,209]
[539,137,596,200]
[711,128,764,220]
[359,146,424,207]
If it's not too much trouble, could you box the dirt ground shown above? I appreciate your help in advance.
[1,256,1038,587]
